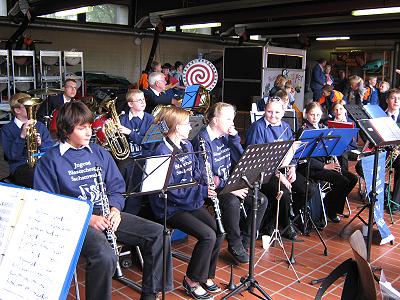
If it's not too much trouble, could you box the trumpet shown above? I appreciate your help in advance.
[199,137,225,235]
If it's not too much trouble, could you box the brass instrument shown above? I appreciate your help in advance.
[18,96,43,168]
[94,166,123,278]
[199,137,225,235]
[151,85,210,119]
[100,97,130,160]
[386,146,400,169]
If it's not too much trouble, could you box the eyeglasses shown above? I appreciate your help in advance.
[130,98,146,103]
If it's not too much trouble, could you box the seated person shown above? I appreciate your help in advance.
[284,81,296,107]
[150,106,223,300]
[143,72,179,114]
[378,81,390,111]
[269,74,287,97]
[118,89,156,215]
[344,75,366,105]
[37,78,77,122]
[34,101,172,300]
[297,102,357,223]
[246,97,316,239]
[318,84,346,117]
[192,102,268,263]
[275,90,291,110]
[1,93,53,188]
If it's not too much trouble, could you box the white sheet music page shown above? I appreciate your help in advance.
[0,186,25,263]
[374,117,400,143]
[0,189,90,300]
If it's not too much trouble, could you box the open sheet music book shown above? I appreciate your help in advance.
[0,183,93,300]
[358,117,400,147]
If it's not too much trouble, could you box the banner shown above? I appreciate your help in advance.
[361,152,394,244]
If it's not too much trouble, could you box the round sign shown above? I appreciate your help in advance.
[183,58,218,91]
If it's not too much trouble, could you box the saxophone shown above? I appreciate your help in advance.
[18,96,43,168]
[101,97,130,160]
[199,137,225,235]
[95,166,123,277]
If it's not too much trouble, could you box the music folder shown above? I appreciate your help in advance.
[327,120,354,129]
[0,183,92,300]
[358,117,400,147]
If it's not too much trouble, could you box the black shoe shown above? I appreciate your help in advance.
[200,281,221,293]
[314,221,325,230]
[183,276,213,300]
[282,226,297,240]
[228,246,249,263]
[327,213,341,223]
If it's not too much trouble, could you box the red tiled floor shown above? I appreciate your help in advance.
[67,161,400,299]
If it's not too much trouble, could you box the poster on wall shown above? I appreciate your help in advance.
[262,68,306,109]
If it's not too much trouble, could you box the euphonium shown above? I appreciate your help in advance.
[101,97,130,160]
[18,96,43,168]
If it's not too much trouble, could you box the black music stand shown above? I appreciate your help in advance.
[297,127,358,256]
[124,151,198,300]
[220,141,294,300]
[340,117,400,261]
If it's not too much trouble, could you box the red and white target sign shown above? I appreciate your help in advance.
[183,58,218,91]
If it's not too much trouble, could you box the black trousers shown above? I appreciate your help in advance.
[304,168,357,216]
[168,207,224,282]
[81,212,173,300]
[12,163,35,188]
[219,191,267,250]
[261,172,317,230]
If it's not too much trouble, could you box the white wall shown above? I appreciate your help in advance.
[0,24,225,84]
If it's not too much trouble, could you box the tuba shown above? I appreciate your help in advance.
[99,97,130,160]
[18,96,43,168]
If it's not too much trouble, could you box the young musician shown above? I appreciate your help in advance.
[149,106,223,300]
[37,78,77,122]
[297,102,357,223]
[1,93,53,188]
[246,97,316,239]
[117,89,155,215]
[192,102,268,263]
[33,101,172,300]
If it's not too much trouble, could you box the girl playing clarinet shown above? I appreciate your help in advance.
[149,106,223,300]
[297,102,357,223]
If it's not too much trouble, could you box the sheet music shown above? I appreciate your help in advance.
[373,117,400,143]
[0,187,25,262]
[141,155,171,193]
[280,141,306,167]
[0,189,90,300]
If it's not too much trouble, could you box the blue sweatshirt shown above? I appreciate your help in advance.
[246,118,293,146]
[34,143,125,211]
[1,117,54,174]
[119,111,155,157]
[149,139,208,220]
[192,126,243,189]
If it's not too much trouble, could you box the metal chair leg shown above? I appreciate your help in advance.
[74,268,80,300]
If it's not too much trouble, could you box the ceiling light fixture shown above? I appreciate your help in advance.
[316,36,350,41]
[352,6,400,16]
[180,22,221,30]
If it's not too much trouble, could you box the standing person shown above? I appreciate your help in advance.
[310,58,327,101]
[117,89,155,215]
[34,101,172,300]
[150,106,223,300]
[192,102,268,263]
[37,78,77,122]
[143,72,179,114]
[1,93,54,188]
[324,64,334,86]
[246,97,316,239]
[297,102,357,223]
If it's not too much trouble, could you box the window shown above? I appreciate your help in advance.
[39,5,129,25]
[0,0,7,17]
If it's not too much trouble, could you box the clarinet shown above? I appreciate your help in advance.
[95,166,123,277]
[199,137,226,235]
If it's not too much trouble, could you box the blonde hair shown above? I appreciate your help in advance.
[126,89,144,102]
[205,102,236,124]
[348,75,362,86]
[157,106,190,135]
[10,93,31,114]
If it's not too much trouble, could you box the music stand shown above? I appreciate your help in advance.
[220,141,294,300]
[296,127,358,256]
[124,151,198,300]
[340,117,400,261]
